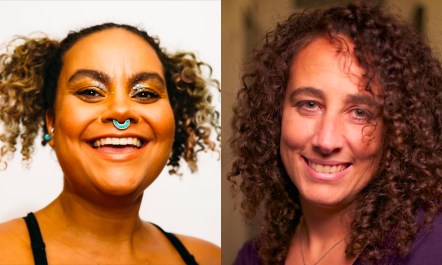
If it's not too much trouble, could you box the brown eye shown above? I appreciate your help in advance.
[138,91,158,98]
[130,88,160,103]
[75,87,105,102]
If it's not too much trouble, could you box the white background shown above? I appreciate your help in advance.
[0,0,220,246]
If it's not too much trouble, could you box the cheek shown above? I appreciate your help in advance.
[347,122,384,160]
[141,101,175,140]
[280,112,315,150]
[54,97,96,141]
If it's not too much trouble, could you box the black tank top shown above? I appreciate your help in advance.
[23,212,198,265]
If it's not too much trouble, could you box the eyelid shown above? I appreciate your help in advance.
[70,80,107,96]
[130,84,159,97]
[293,98,322,108]
[91,81,107,91]
[75,86,104,94]
[349,104,376,115]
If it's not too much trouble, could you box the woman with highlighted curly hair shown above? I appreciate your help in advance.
[0,23,220,264]
[229,3,442,265]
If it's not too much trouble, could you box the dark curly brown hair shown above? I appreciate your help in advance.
[0,23,220,174]
[228,3,442,264]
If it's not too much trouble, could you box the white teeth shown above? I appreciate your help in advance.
[309,161,347,173]
[92,137,142,148]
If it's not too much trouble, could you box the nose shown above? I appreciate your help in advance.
[101,93,140,125]
[312,114,343,155]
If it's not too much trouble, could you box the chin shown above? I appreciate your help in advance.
[301,190,354,209]
[94,172,154,197]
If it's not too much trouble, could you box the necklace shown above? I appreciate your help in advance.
[299,223,346,265]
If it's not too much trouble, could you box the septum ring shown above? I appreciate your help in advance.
[113,119,130,130]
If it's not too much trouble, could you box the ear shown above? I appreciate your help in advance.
[45,111,55,148]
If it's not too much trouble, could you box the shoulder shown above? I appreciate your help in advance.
[175,234,221,265]
[232,240,260,265]
[404,212,442,264]
[0,217,33,264]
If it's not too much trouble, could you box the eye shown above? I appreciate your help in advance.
[130,85,161,103]
[295,100,322,115]
[75,87,105,102]
[350,107,373,122]
[304,101,318,109]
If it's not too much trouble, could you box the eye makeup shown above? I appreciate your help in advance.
[89,80,107,91]
[130,83,155,97]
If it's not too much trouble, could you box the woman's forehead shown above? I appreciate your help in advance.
[61,28,164,81]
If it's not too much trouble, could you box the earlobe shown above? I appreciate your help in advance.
[45,111,55,147]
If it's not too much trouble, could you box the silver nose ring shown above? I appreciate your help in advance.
[113,119,130,130]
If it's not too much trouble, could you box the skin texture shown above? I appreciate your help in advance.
[281,37,384,264]
[0,29,220,264]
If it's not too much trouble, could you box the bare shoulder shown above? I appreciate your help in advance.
[176,234,221,265]
[0,218,33,264]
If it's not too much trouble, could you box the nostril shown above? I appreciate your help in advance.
[313,144,342,156]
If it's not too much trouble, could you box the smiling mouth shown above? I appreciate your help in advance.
[303,156,351,174]
[89,137,145,149]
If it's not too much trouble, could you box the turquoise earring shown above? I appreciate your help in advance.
[44,128,55,142]
[43,133,51,142]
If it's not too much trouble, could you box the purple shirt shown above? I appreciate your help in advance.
[233,213,442,264]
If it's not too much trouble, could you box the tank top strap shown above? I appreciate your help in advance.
[151,223,198,265]
[23,212,48,265]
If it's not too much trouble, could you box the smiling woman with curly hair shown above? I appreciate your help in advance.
[0,22,220,264]
[229,3,442,265]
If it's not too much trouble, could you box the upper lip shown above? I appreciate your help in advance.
[85,132,150,144]
[302,156,351,167]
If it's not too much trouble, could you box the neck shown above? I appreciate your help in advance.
[300,199,352,244]
[39,189,145,243]
[297,198,354,264]
[285,199,357,265]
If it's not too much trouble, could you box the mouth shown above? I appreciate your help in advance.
[89,137,145,149]
[302,156,351,174]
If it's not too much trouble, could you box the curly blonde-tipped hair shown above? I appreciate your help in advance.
[0,23,220,174]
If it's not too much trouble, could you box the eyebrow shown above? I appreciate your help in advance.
[129,72,165,88]
[68,69,110,84]
[67,69,166,88]
[289,86,381,107]
[344,94,381,108]
[288,87,325,102]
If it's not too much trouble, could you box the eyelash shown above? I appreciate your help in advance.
[350,107,373,121]
[295,100,322,113]
[295,101,374,122]
[130,87,160,102]
[75,87,105,100]
[74,84,161,105]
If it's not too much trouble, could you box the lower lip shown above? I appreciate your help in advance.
[87,143,146,161]
[301,156,350,182]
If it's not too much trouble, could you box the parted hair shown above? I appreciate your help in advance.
[229,3,442,264]
[0,23,220,174]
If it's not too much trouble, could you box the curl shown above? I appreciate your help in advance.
[167,52,220,174]
[0,36,59,169]
[229,3,442,264]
